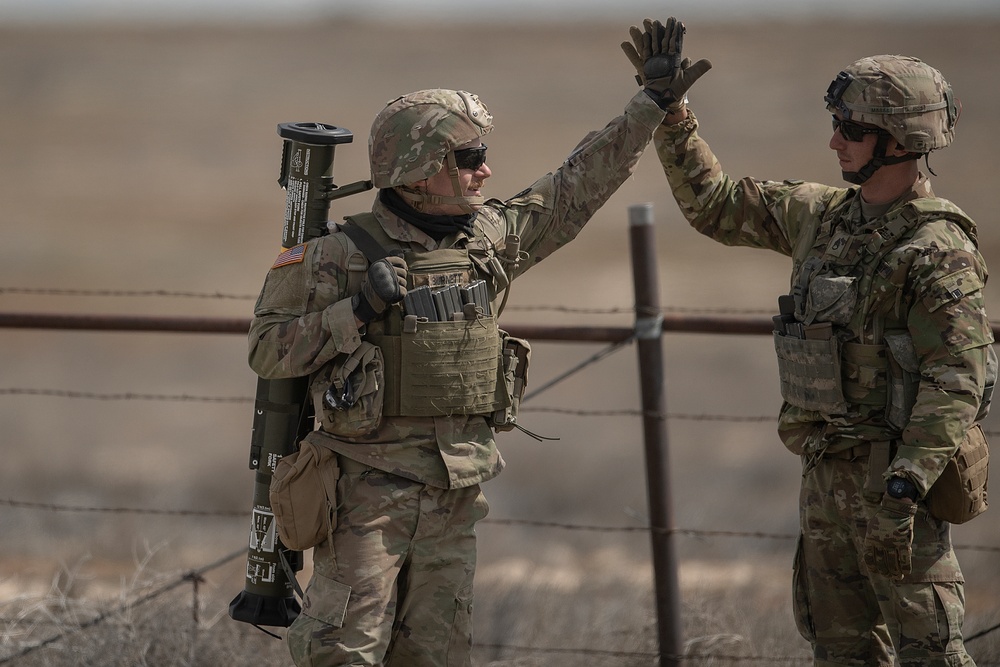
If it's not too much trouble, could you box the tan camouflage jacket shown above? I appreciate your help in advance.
[654,111,993,497]
[248,90,665,490]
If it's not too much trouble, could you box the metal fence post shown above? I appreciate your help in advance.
[628,203,683,665]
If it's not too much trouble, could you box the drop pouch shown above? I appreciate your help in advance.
[269,438,340,551]
[925,424,990,525]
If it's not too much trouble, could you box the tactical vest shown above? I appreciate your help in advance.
[774,191,995,423]
[338,213,526,422]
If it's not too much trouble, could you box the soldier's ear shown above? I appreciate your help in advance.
[885,139,909,158]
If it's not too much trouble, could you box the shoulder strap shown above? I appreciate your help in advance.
[341,214,391,262]
[902,197,979,247]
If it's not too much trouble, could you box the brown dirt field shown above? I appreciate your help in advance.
[1,17,999,665]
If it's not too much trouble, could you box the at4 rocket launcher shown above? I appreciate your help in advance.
[228,122,371,629]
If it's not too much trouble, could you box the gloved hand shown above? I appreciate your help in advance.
[352,255,407,324]
[863,495,918,578]
[620,17,713,111]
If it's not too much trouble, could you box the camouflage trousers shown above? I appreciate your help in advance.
[287,456,490,667]
[794,451,976,667]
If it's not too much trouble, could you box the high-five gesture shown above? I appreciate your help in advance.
[621,17,712,111]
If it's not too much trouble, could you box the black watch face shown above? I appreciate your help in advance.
[887,477,913,498]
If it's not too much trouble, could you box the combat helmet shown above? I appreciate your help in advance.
[369,89,493,213]
[824,55,959,183]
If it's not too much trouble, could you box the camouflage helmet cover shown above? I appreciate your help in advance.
[369,89,493,188]
[824,55,958,153]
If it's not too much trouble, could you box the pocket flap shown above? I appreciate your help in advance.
[884,333,919,374]
[301,571,352,628]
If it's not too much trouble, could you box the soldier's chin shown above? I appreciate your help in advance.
[842,170,865,185]
[462,196,484,211]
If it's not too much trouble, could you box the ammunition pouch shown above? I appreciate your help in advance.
[490,333,531,431]
[774,327,847,414]
[313,342,385,438]
[371,313,508,417]
[335,214,528,424]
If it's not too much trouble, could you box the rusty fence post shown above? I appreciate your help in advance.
[628,203,683,666]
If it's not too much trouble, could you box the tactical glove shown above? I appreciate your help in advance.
[621,17,712,112]
[352,255,407,324]
[862,495,918,579]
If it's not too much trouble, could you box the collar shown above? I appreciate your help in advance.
[371,195,472,251]
[380,188,476,242]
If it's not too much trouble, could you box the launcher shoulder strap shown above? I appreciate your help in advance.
[340,213,391,262]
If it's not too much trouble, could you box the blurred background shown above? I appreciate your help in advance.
[1,1,999,665]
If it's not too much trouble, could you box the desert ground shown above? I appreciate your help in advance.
[1,16,999,666]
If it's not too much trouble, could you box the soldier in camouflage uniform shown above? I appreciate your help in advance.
[624,17,990,667]
[248,83,668,666]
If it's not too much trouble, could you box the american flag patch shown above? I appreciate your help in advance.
[271,244,306,269]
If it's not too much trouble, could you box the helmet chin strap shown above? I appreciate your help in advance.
[843,133,921,185]
[395,152,483,214]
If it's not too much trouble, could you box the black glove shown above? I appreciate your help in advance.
[352,255,407,324]
[621,17,712,111]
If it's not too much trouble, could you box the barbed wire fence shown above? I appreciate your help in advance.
[2,287,999,665]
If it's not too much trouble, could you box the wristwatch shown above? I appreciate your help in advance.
[886,475,919,502]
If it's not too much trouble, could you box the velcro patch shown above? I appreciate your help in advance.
[272,244,306,269]
[924,266,983,312]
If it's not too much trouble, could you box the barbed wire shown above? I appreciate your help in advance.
[0,388,251,403]
[3,498,999,555]
[0,498,245,517]
[3,537,991,666]
[0,286,772,315]
[4,389,995,440]
[0,387,774,422]
[0,287,255,300]
[2,304,998,658]
[0,547,245,665]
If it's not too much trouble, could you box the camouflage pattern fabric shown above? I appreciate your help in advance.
[796,451,973,666]
[287,456,489,667]
[654,110,992,496]
[654,110,987,664]
[250,89,664,491]
[369,89,493,189]
[825,55,957,153]
[249,89,665,666]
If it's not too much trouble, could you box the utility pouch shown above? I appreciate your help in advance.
[884,332,920,431]
[376,315,505,417]
[269,438,340,551]
[806,274,859,327]
[926,424,990,524]
[315,342,384,438]
[774,331,847,413]
[490,333,531,431]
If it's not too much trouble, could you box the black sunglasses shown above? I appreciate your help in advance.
[831,116,884,142]
[453,144,487,170]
